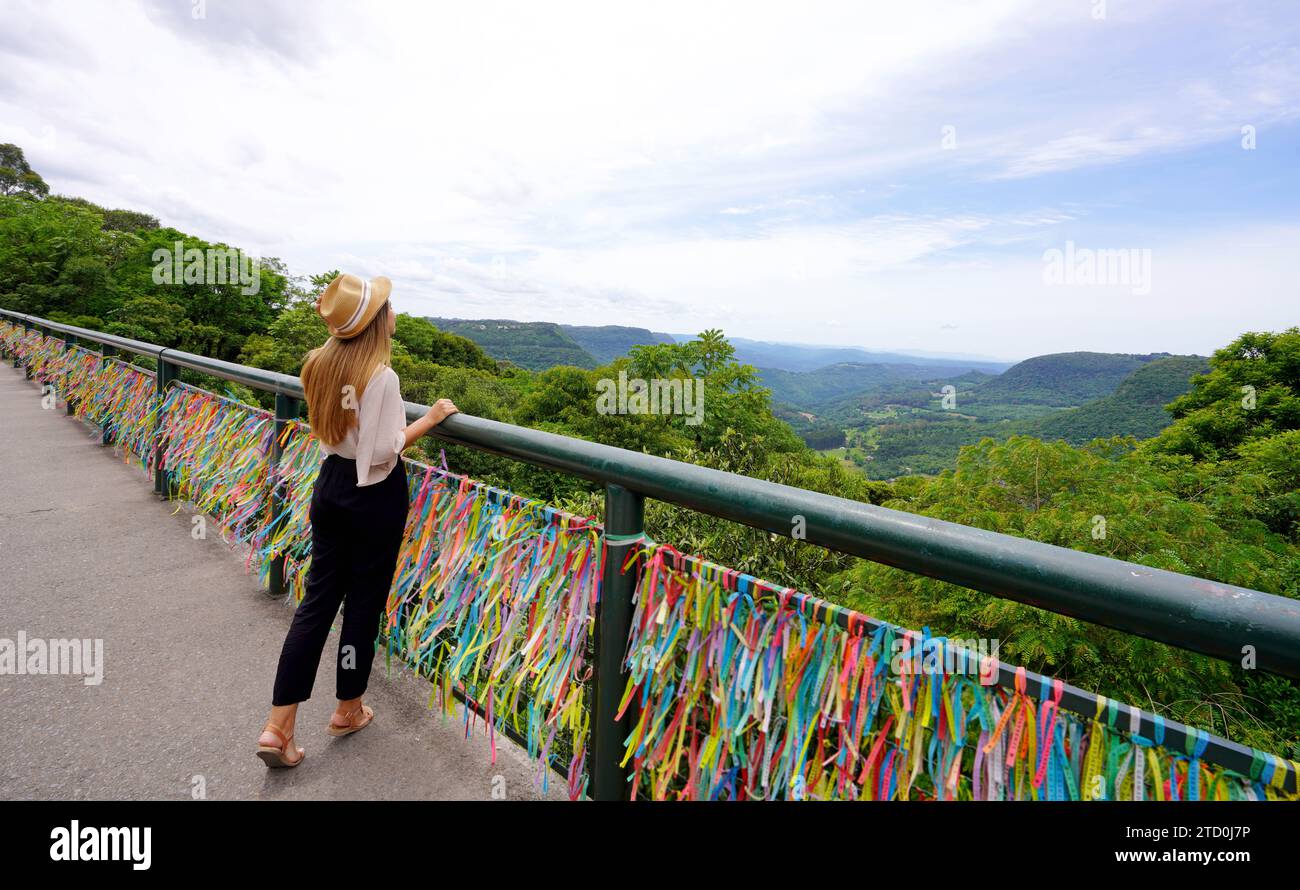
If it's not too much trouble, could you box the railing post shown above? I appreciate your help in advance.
[13,315,31,367]
[589,483,644,801]
[99,346,117,446]
[268,391,302,597]
[23,321,34,379]
[64,334,77,415]
[153,354,179,496]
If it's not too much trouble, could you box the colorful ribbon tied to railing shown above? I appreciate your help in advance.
[156,383,274,555]
[80,358,157,469]
[0,321,22,357]
[0,323,157,470]
[617,543,1300,801]
[43,342,104,410]
[250,419,319,601]
[381,464,603,800]
[238,411,604,799]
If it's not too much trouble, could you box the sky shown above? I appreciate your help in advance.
[1,0,1297,360]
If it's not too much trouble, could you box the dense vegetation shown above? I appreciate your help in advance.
[426,317,677,369]
[965,351,1162,407]
[557,323,675,363]
[761,361,922,407]
[2,144,1296,757]
[772,352,1208,478]
[427,317,599,369]
[1033,355,1211,442]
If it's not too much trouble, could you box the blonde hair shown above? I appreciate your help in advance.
[301,301,392,447]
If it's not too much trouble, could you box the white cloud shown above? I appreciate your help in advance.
[1,0,1297,356]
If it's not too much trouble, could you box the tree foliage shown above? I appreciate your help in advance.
[0,143,49,198]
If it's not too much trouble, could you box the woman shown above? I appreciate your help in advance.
[256,272,458,768]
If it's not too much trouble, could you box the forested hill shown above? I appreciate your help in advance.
[763,350,1187,425]
[1028,355,1211,442]
[426,318,598,370]
[759,358,987,407]
[826,350,1211,483]
[965,351,1167,407]
[426,317,677,369]
[424,319,1008,376]
[776,349,1209,478]
[558,324,675,363]
[957,351,1155,407]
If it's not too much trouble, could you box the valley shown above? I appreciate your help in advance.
[421,315,1212,479]
[766,352,1210,477]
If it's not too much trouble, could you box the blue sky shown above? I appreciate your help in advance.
[1,0,1297,359]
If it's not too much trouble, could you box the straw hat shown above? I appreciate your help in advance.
[316,273,393,339]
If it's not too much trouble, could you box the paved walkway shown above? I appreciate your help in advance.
[0,364,567,800]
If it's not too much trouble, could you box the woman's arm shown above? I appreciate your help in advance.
[402,398,459,449]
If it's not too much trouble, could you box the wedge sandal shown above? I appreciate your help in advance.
[256,722,305,768]
[328,703,374,738]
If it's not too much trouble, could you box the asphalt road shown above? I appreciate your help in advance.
[0,363,568,800]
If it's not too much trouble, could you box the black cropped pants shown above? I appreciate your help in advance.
[271,455,409,706]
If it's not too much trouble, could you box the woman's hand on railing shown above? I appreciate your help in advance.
[425,398,459,426]
[403,398,459,448]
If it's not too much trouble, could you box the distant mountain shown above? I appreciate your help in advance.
[965,352,1170,408]
[558,324,676,363]
[678,336,1013,375]
[851,353,1208,478]
[422,322,1015,375]
[760,362,994,410]
[427,318,679,369]
[426,318,597,370]
[1027,355,1210,443]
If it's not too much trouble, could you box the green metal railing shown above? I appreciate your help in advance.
[3,307,1298,797]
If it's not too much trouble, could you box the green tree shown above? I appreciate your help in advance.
[310,270,341,292]
[238,301,327,375]
[101,208,160,232]
[105,228,282,359]
[1153,329,1300,460]
[52,196,159,232]
[395,314,497,371]
[0,144,49,198]
[629,330,801,456]
[0,193,120,318]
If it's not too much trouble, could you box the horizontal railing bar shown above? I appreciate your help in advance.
[6,308,1300,685]
[4,311,167,359]
[160,346,303,397]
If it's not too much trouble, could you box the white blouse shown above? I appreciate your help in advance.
[318,364,407,487]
